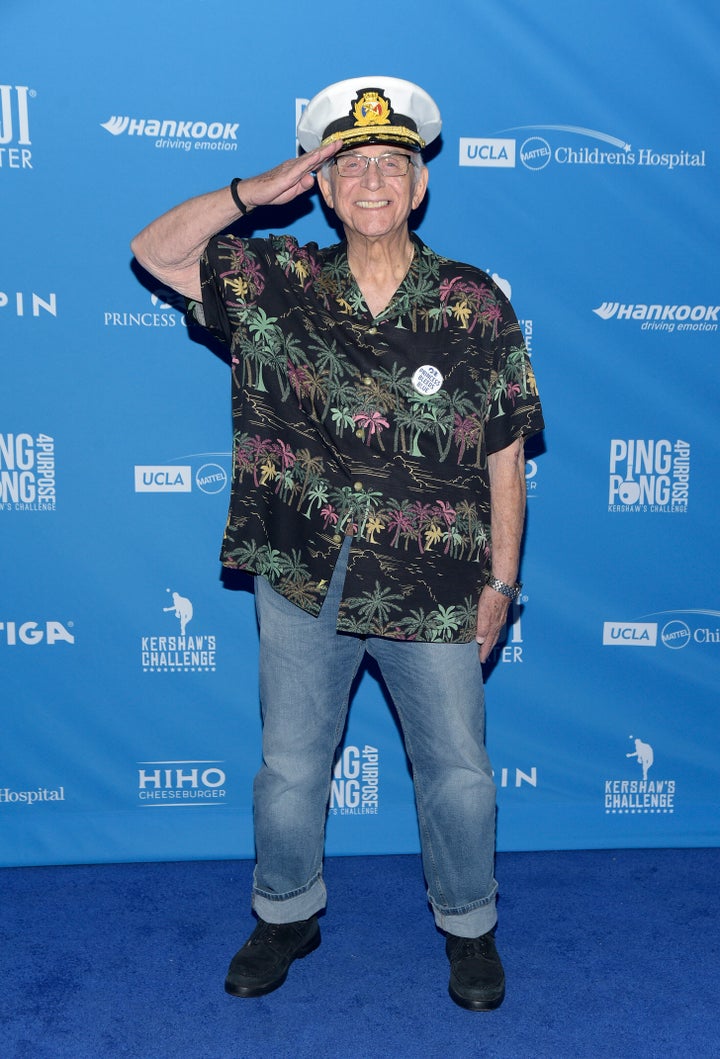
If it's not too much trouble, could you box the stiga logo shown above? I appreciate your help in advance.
[608,439,690,513]
[137,760,227,805]
[604,736,676,815]
[329,746,379,816]
[0,433,56,510]
[101,114,238,153]
[0,620,74,646]
[0,84,33,170]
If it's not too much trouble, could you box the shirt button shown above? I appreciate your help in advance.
[362,375,372,385]
[353,481,363,492]
[332,534,342,543]
[367,327,378,335]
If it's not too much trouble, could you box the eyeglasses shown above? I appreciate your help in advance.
[333,152,413,177]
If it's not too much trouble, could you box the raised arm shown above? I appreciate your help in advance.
[130,142,341,301]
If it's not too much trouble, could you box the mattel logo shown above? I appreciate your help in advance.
[603,622,658,647]
[134,466,191,492]
[459,138,516,168]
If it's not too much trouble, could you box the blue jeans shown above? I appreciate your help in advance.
[252,537,498,938]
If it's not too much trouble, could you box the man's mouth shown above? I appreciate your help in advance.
[355,199,390,209]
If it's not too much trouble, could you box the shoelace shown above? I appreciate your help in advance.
[251,921,303,951]
[452,936,492,961]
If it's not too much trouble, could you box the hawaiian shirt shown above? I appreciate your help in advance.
[193,232,544,642]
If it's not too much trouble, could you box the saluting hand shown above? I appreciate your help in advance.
[240,142,342,210]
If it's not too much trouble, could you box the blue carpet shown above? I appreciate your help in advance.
[1,849,718,1058]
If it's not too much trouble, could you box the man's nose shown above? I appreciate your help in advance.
[360,159,383,188]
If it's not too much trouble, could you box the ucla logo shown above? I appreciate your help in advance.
[134,465,191,493]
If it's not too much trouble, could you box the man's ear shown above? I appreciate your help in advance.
[411,165,429,211]
[317,168,334,210]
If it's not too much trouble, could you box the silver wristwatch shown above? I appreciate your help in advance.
[486,575,523,602]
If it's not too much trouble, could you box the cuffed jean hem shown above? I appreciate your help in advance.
[430,882,498,938]
[251,873,327,924]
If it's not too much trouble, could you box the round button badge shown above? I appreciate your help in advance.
[411,364,444,396]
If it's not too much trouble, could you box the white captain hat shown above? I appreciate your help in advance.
[297,75,442,153]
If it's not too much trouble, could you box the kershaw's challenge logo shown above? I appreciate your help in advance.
[605,736,676,815]
[141,589,216,672]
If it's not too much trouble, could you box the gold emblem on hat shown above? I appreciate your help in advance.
[353,91,391,128]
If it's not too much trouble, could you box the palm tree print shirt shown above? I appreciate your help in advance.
[193,232,544,642]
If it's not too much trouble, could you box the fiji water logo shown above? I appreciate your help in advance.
[141,589,216,672]
[490,601,527,664]
[608,438,690,513]
[0,84,34,169]
[604,736,676,815]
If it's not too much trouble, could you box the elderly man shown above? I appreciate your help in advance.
[131,76,544,1011]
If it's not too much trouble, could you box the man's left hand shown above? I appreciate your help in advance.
[475,586,511,663]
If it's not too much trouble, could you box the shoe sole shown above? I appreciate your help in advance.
[449,980,505,1011]
[224,929,321,998]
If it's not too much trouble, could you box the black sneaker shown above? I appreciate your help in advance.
[224,916,321,998]
[446,930,506,1011]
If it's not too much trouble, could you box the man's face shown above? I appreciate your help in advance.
[317,144,428,241]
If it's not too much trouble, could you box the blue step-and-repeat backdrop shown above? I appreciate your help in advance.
[2,0,718,866]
